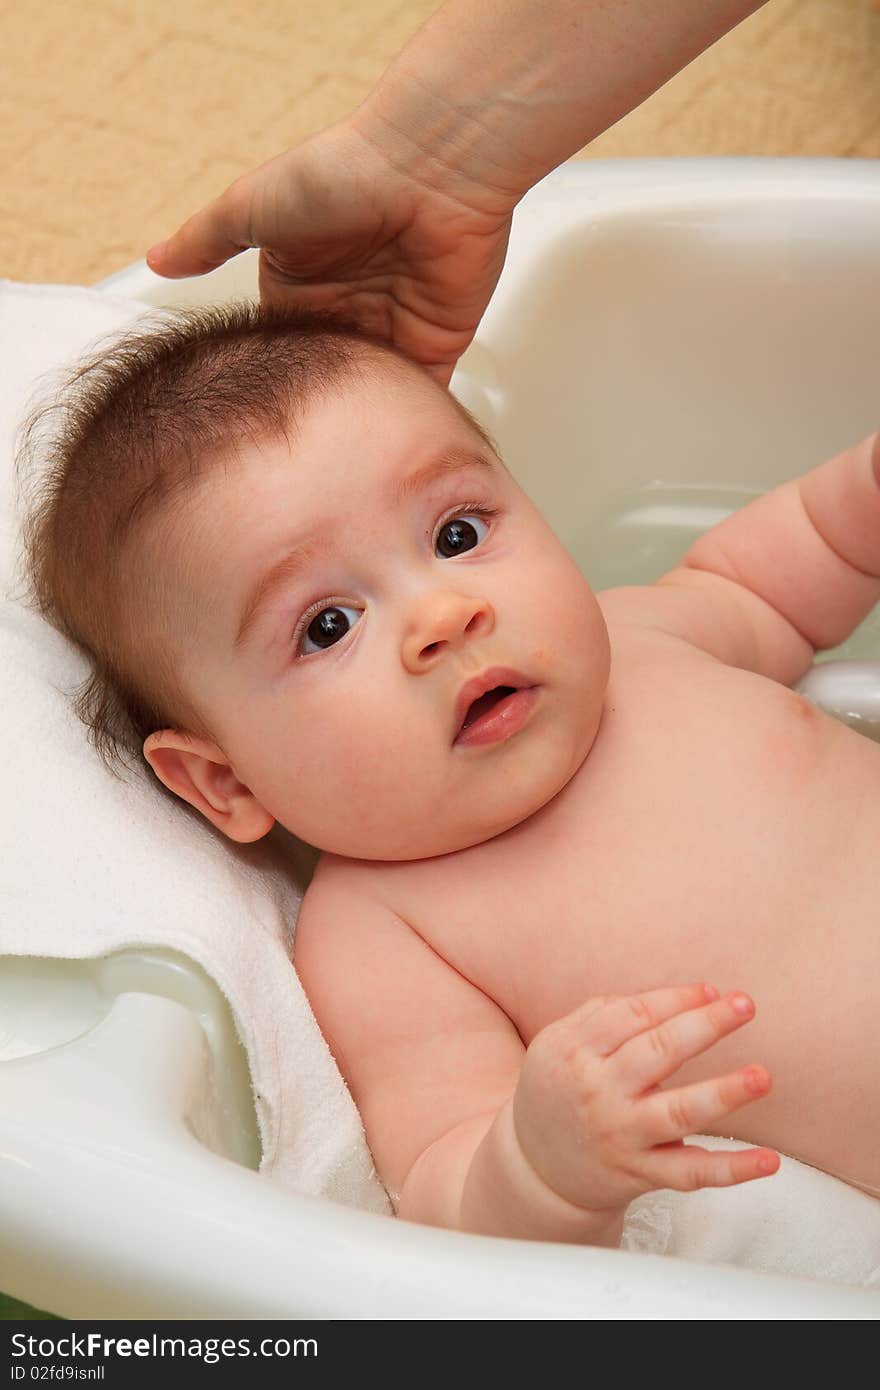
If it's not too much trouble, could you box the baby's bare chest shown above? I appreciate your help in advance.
[382,657,880,1045]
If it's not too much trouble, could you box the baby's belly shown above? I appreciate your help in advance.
[387,667,880,1194]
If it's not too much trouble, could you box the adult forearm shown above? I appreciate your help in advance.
[397,1100,624,1246]
[356,0,767,211]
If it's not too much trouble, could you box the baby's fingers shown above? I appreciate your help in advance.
[637,1064,773,1146]
[642,1141,780,1193]
[614,991,758,1093]
[566,983,719,1057]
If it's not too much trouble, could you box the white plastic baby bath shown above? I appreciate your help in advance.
[3,158,880,1319]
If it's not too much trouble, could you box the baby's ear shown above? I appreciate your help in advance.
[143,729,275,843]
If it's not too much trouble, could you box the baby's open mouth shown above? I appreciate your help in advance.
[459,686,517,733]
[453,670,539,748]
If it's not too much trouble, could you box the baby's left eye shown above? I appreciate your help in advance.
[299,604,362,655]
[435,513,490,559]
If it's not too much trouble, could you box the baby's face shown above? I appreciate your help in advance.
[167,361,610,859]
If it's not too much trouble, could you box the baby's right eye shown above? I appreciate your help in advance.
[298,604,362,656]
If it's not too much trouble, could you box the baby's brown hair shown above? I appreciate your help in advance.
[16,301,493,776]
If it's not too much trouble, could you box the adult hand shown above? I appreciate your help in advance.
[148,1,766,382]
[146,117,515,387]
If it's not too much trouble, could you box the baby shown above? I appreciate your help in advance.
[20,303,879,1249]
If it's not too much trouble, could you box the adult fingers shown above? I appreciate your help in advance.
[147,171,259,279]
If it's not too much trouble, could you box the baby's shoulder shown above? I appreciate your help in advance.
[305,850,401,909]
[294,850,498,1090]
[297,850,437,957]
[598,580,716,641]
[297,850,471,981]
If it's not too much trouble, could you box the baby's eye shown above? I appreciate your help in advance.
[434,513,490,559]
[299,604,362,655]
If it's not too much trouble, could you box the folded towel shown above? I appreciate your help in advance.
[625,1137,880,1288]
[2,279,878,1288]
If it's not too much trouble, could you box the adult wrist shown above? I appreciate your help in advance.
[352,64,533,219]
[352,0,770,218]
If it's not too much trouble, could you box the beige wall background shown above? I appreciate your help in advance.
[2,0,878,287]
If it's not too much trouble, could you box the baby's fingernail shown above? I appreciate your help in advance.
[703,983,720,1001]
[743,1064,770,1096]
[729,992,754,1017]
[146,240,167,265]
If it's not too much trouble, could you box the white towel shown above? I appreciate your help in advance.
[2,279,878,1288]
[625,1138,880,1288]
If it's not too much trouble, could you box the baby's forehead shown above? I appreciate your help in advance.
[271,358,493,476]
[168,351,495,541]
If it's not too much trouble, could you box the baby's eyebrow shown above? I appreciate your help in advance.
[234,538,321,650]
[391,447,496,504]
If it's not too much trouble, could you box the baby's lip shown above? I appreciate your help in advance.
[452,667,535,742]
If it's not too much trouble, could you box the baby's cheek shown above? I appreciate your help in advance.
[527,554,606,664]
[299,718,429,857]
[319,695,403,804]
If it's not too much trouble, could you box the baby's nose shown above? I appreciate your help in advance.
[401,591,495,672]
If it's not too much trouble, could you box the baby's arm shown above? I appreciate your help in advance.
[605,432,880,684]
[295,858,777,1245]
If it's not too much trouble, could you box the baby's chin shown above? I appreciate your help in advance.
[300,817,529,863]
[291,741,593,863]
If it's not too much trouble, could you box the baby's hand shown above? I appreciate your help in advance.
[513,984,780,1220]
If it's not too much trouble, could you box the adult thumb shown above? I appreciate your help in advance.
[146,172,256,280]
